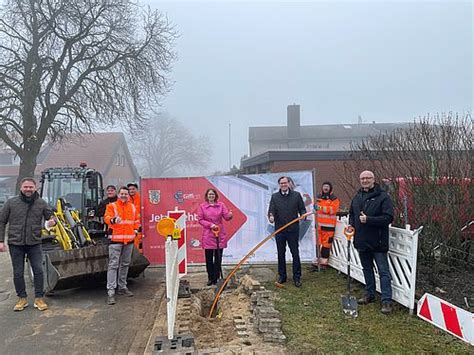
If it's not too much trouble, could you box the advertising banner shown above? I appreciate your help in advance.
[142,171,316,265]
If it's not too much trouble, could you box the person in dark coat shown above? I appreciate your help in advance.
[268,176,307,287]
[349,170,394,314]
[0,178,56,312]
[97,185,118,218]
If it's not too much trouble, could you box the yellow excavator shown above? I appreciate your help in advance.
[38,164,149,293]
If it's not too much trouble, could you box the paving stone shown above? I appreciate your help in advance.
[254,307,280,319]
[235,324,247,330]
[263,333,286,343]
[259,318,281,325]
[226,345,242,353]
[237,330,249,338]
[198,347,221,354]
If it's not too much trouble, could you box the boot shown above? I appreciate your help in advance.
[381,302,393,314]
[117,288,134,297]
[13,297,28,312]
[107,295,116,305]
[34,298,48,311]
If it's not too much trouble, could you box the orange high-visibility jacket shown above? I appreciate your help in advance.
[104,200,139,244]
[129,192,141,221]
[317,194,340,231]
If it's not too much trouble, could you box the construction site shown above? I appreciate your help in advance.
[0,1,472,353]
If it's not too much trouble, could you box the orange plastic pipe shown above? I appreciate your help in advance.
[208,210,315,319]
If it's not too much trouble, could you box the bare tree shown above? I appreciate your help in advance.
[130,112,212,177]
[339,112,473,265]
[0,0,177,189]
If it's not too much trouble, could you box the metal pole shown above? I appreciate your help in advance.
[228,123,232,171]
[312,168,320,271]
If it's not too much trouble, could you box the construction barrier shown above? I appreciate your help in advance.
[418,293,474,345]
[161,209,187,340]
[165,237,179,340]
[329,216,422,313]
[168,209,187,277]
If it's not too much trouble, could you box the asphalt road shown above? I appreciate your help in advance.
[0,251,165,354]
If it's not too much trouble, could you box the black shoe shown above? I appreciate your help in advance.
[107,295,116,305]
[357,295,375,305]
[294,280,302,288]
[381,302,393,314]
[207,280,213,286]
[117,288,134,297]
[277,276,287,284]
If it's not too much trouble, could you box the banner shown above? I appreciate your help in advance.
[142,171,316,265]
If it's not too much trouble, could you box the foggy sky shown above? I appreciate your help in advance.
[146,1,472,173]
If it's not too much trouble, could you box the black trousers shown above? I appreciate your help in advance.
[9,244,44,298]
[275,231,301,281]
[205,248,223,282]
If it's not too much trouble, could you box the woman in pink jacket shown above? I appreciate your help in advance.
[198,188,233,286]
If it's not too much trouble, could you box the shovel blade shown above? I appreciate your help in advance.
[341,295,358,318]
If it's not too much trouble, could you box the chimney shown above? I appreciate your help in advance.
[287,104,300,139]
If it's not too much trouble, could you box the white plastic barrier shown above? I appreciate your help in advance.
[165,238,180,340]
[329,216,422,314]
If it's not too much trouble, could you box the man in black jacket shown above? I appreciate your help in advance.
[349,170,394,314]
[268,176,306,287]
[0,178,56,312]
[97,185,118,218]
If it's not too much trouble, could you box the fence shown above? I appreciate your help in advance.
[329,216,422,314]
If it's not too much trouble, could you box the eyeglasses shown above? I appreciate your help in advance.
[360,177,374,180]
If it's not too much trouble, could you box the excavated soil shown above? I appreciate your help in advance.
[175,284,286,353]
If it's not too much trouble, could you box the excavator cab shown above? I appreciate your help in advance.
[38,165,149,293]
[41,165,104,237]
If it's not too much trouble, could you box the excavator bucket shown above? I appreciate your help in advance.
[41,243,150,293]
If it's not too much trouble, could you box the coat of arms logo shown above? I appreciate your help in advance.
[148,190,161,204]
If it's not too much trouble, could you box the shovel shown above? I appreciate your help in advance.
[341,225,358,317]
[212,227,225,290]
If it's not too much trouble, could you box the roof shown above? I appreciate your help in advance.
[249,122,413,141]
[241,150,353,168]
[41,133,124,172]
[0,132,137,177]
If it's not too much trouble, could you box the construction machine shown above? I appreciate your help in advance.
[38,164,149,292]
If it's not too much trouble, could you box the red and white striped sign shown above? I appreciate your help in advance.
[168,209,187,277]
[417,293,474,345]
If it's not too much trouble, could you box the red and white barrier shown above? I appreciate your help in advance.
[417,293,474,345]
[168,209,187,277]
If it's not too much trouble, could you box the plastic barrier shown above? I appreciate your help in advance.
[157,210,187,340]
[329,216,422,314]
[164,237,179,340]
[418,293,474,345]
[168,209,187,277]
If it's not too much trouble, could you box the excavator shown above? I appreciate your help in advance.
[37,164,149,293]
